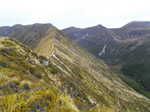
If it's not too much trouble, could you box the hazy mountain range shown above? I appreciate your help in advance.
[0,21,150,112]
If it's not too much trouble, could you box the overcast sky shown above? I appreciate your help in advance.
[0,0,150,29]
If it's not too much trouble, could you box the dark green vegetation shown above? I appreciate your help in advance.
[0,23,150,112]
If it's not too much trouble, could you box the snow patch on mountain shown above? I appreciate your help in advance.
[98,45,107,56]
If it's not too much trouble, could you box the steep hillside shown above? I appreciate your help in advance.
[0,37,79,112]
[0,23,53,47]
[63,25,120,59]
[0,31,150,111]
[2,23,149,100]
[63,22,150,98]
[110,22,150,95]
[30,28,150,111]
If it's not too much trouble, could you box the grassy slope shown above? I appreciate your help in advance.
[32,29,150,112]
[0,37,79,112]
[0,27,150,112]
[63,25,150,99]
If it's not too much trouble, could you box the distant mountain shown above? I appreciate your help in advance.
[63,21,150,97]
[0,23,150,112]
[63,25,120,59]
[112,21,150,40]
[122,21,150,29]
[0,23,54,47]
[62,26,82,35]
[111,22,150,95]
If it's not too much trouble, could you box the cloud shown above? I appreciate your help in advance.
[0,0,150,28]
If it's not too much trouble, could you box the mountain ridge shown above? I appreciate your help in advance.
[0,23,150,111]
[63,21,150,98]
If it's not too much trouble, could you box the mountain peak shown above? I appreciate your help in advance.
[62,26,82,34]
[94,24,106,29]
[123,21,150,29]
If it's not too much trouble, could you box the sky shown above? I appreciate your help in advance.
[0,0,150,29]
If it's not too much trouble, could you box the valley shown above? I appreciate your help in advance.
[0,22,150,111]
